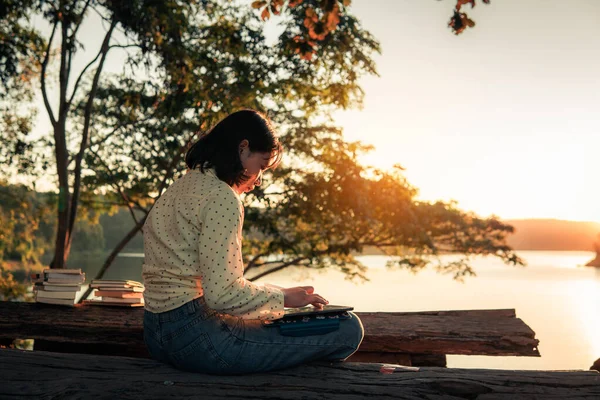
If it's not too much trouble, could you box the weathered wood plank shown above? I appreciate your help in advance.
[347,351,414,365]
[0,349,598,400]
[347,352,447,367]
[0,301,540,360]
[357,311,539,356]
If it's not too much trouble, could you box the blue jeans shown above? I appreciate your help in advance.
[143,296,364,375]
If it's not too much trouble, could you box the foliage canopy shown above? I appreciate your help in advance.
[0,0,518,297]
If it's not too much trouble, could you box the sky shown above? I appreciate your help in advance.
[27,0,600,222]
[329,0,600,222]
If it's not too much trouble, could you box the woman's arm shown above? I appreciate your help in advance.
[195,189,284,320]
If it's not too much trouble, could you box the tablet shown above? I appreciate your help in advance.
[282,304,354,318]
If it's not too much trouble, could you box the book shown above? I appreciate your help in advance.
[92,286,144,293]
[94,290,143,299]
[46,277,85,284]
[44,271,84,277]
[35,297,76,306]
[44,272,85,280]
[35,290,77,300]
[44,275,85,282]
[33,282,81,292]
[82,300,144,307]
[89,284,141,289]
[90,279,143,288]
[39,282,81,292]
[94,297,143,304]
[43,268,82,275]
[37,286,80,292]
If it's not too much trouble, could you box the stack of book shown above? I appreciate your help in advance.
[32,268,86,306]
[82,279,145,307]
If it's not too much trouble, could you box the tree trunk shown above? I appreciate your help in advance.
[50,8,72,270]
[51,121,70,269]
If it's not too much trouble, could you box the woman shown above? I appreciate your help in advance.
[142,110,364,375]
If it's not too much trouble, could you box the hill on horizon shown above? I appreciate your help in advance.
[504,219,600,251]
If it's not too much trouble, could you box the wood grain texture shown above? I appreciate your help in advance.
[0,349,597,400]
[0,301,540,360]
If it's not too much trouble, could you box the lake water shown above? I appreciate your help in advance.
[77,250,600,371]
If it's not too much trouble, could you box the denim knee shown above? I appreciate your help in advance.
[345,312,365,350]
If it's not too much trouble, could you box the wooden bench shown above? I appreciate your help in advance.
[1,349,598,399]
[0,301,540,366]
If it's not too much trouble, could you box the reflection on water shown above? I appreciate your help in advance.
[74,250,599,370]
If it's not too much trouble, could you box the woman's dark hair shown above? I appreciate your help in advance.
[185,109,283,186]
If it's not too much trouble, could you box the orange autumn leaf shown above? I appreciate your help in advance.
[325,5,340,31]
[270,3,280,15]
[456,0,475,11]
[308,21,327,40]
[251,1,267,9]
[270,0,284,15]
[261,7,270,21]
[463,15,475,27]
[305,7,318,22]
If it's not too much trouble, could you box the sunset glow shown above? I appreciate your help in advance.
[332,0,600,222]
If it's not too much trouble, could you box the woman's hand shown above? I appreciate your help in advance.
[281,286,328,309]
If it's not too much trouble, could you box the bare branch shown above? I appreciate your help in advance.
[58,16,69,122]
[108,44,141,51]
[41,20,58,128]
[67,20,117,244]
[69,42,142,109]
[130,198,149,215]
[89,115,150,150]
[246,256,308,282]
[69,0,92,42]
[156,133,200,197]
[89,3,111,23]
[77,216,147,303]
[89,148,139,225]
[67,47,102,107]
[246,259,284,270]
[245,251,271,271]
[79,199,129,207]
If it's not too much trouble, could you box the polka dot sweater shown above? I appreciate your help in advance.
[142,167,285,320]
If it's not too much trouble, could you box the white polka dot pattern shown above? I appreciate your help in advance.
[141,168,285,320]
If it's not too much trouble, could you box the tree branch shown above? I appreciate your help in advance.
[155,133,199,198]
[246,259,284,271]
[130,199,149,215]
[245,237,401,280]
[67,20,117,250]
[58,15,69,123]
[41,20,58,128]
[108,44,141,51]
[89,148,139,225]
[89,3,112,23]
[246,256,308,282]
[89,114,156,151]
[69,0,92,43]
[77,216,147,303]
[245,251,271,271]
[67,46,102,107]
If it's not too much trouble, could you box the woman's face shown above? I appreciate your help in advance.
[235,140,273,194]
